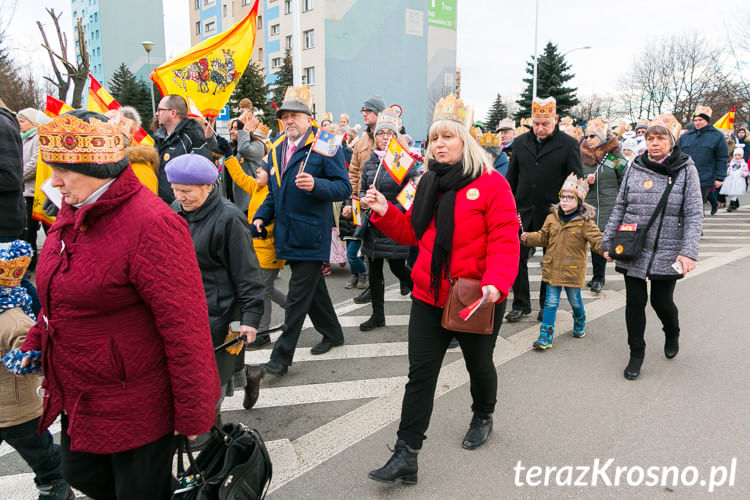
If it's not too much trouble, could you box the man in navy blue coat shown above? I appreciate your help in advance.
[253,86,351,375]
[677,105,728,214]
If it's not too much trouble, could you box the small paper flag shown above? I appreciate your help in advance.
[602,152,627,171]
[383,136,415,184]
[396,179,417,211]
[352,197,362,226]
[311,128,344,157]
[459,289,490,321]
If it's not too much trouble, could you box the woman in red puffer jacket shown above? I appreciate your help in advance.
[365,96,520,485]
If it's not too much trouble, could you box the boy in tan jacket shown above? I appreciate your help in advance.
[521,175,603,349]
[0,240,73,499]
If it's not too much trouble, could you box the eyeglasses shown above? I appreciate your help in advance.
[156,108,173,113]
[559,194,577,201]
[375,130,393,137]
[361,108,374,114]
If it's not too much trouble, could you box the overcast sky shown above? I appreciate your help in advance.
[5,0,749,118]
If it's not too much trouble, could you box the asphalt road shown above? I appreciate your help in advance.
[3,198,749,499]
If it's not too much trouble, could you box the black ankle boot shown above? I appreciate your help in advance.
[368,440,419,484]
[462,414,493,450]
[664,334,679,359]
[624,355,644,380]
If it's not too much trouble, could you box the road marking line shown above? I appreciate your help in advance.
[265,244,750,493]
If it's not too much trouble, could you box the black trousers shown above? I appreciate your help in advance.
[60,415,176,500]
[397,297,506,450]
[624,276,679,357]
[367,257,412,314]
[270,260,344,366]
[591,250,607,283]
[511,244,546,312]
[0,418,62,486]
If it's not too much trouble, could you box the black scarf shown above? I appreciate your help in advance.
[558,203,582,223]
[411,159,478,302]
[640,146,683,177]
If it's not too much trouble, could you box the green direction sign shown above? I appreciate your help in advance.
[428,0,456,30]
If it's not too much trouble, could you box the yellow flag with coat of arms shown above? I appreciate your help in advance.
[150,0,259,117]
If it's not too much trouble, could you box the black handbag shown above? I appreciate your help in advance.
[610,173,675,261]
[173,423,272,500]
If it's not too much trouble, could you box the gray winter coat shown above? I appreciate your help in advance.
[229,129,265,212]
[601,149,703,280]
[22,129,39,197]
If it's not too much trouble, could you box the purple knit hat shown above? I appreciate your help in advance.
[165,153,218,185]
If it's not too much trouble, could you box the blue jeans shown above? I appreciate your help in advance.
[346,240,366,275]
[542,285,585,327]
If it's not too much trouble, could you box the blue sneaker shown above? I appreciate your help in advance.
[533,324,554,350]
[572,313,586,338]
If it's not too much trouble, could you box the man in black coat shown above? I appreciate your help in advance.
[153,94,217,204]
[505,97,583,322]
[0,100,25,240]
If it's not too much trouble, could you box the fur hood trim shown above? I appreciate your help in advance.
[125,144,159,169]
[549,201,597,221]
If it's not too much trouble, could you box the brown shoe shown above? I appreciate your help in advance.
[243,365,265,409]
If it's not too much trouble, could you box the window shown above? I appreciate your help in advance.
[203,0,215,6]
[303,29,314,49]
[285,35,292,50]
[270,24,280,35]
[195,21,201,34]
[271,57,282,68]
[257,15,262,29]
[205,20,216,33]
[94,12,97,22]
[303,0,313,11]
[243,0,252,4]
[284,0,291,14]
[95,30,99,39]
[194,0,200,9]
[223,4,227,17]
[303,66,315,85]
[258,47,263,61]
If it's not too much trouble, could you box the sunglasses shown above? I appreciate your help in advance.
[586,135,598,139]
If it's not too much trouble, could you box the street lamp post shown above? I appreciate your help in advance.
[532,0,539,100]
[563,45,592,58]
[142,41,155,116]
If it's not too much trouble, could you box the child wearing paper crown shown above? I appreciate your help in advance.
[520,175,604,349]
[719,146,749,212]
[0,240,74,499]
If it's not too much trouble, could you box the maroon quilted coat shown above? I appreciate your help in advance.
[21,166,220,454]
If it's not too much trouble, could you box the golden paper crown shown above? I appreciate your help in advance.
[0,255,31,287]
[559,116,575,127]
[479,132,501,147]
[104,110,137,143]
[649,113,682,139]
[252,122,271,141]
[38,114,125,165]
[515,126,528,138]
[322,112,333,122]
[339,113,350,122]
[531,97,556,119]
[520,117,532,127]
[694,106,712,119]
[560,174,589,200]
[560,123,583,141]
[282,85,313,110]
[611,119,631,136]
[376,106,400,132]
[432,93,472,127]
[585,116,609,138]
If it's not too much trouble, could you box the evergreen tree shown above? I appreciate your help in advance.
[484,94,508,132]
[270,50,294,110]
[108,63,155,133]
[229,61,275,130]
[515,42,579,120]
